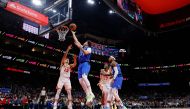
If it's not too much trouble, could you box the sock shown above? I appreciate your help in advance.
[54,101,57,106]
[79,78,88,96]
[82,74,93,96]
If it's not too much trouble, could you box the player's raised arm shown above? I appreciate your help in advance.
[61,44,72,65]
[70,54,77,69]
[111,61,118,80]
[71,31,80,44]
[71,31,91,55]
[97,69,104,87]
[76,41,92,55]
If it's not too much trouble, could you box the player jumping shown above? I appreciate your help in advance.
[108,56,127,109]
[98,63,112,109]
[71,31,95,104]
[53,45,77,109]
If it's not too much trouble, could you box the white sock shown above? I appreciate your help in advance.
[54,101,57,106]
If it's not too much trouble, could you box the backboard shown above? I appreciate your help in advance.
[39,0,72,35]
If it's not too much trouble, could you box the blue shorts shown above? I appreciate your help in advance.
[112,76,123,89]
[78,62,91,79]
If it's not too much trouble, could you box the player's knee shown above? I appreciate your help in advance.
[66,89,71,94]
[82,74,91,86]
[82,74,87,79]
[78,74,82,80]
[65,85,72,90]
[65,87,72,92]
[112,88,117,95]
[79,78,83,83]
[57,88,61,94]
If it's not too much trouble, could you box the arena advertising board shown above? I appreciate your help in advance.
[103,0,190,32]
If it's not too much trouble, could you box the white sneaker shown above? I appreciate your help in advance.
[68,105,72,109]
[53,106,57,109]
[68,102,72,109]
[86,94,92,103]
[120,106,127,109]
[88,93,95,102]
[53,104,57,109]
[91,93,95,99]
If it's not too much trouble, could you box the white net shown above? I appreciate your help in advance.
[56,26,69,41]
[39,0,72,35]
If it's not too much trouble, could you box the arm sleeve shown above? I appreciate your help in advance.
[113,66,118,80]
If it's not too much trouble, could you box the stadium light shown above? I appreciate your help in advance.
[109,10,115,14]
[32,0,42,6]
[32,48,36,52]
[87,0,95,5]
[119,49,127,53]
[52,9,57,13]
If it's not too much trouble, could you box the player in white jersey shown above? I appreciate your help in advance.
[53,45,77,109]
[98,63,113,109]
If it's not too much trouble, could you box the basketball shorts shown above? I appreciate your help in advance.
[78,62,91,79]
[111,76,123,89]
[56,77,71,90]
[102,83,111,93]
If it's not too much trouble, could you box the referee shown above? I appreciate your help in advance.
[39,87,47,108]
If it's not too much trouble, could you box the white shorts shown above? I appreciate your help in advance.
[102,83,111,103]
[102,83,111,93]
[56,77,71,90]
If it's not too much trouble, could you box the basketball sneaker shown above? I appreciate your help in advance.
[53,105,57,109]
[119,106,127,109]
[67,104,72,109]
[86,94,92,103]
[90,93,95,100]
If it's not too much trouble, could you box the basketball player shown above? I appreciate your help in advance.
[98,63,112,109]
[71,31,95,103]
[53,45,77,109]
[55,25,69,41]
[108,56,127,109]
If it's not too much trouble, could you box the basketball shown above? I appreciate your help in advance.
[69,23,77,31]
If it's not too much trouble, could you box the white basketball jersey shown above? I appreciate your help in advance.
[60,64,71,78]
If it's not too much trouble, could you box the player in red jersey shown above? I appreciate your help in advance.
[98,63,113,109]
[53,45,77,109]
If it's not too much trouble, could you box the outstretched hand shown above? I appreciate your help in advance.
[71,31,76,35]
[67,44,72,50]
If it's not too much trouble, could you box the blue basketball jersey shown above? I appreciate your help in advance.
[112,63,123,77]
[78,46,91,63]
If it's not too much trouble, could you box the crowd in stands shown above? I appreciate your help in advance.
[1,82,190,109]
[124,92,190,108]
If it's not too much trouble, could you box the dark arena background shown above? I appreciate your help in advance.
[0,0,190,109]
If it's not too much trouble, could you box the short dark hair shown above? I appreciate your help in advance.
[87,40,92,47]
[104,63,109,69]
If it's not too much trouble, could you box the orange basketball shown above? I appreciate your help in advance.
[69,23,77,31]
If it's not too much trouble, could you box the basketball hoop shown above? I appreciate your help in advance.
[56,26,69,41]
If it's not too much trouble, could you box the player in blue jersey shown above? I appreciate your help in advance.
[108,56,127,109]
[71,31,95,104]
